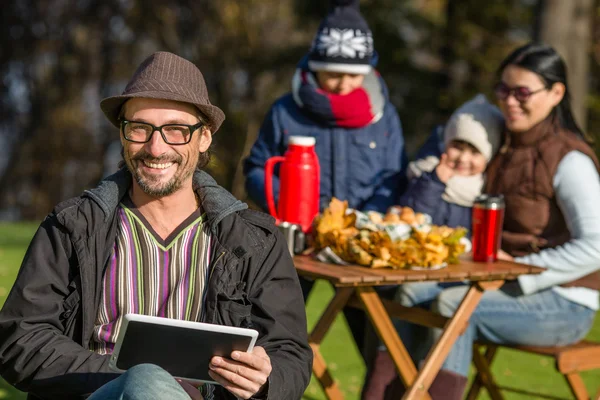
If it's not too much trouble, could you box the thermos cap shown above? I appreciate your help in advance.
[278,221,302,229]
[277,221,306,255]
[289,136,316,147]
[474,194,505,209]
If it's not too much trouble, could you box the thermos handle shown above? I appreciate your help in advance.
[264,156,286,221]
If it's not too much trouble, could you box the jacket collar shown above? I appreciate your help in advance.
[84,168,247,233]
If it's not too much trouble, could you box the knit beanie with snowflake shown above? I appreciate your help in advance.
[307,0,374,75]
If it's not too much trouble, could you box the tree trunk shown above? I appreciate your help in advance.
[535,0,594,131]
[440,0,467,110]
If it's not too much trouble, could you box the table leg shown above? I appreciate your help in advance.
[471,345,503,400]
[309,287,354,400]
[404,280,504,400]
[355,287,432,400]
[465,344,499,400]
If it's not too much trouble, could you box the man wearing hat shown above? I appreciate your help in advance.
[0,52,312,400]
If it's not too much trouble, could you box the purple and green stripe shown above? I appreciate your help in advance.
[90,204,211,355]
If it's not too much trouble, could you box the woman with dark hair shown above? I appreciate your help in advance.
[383,43,600,400]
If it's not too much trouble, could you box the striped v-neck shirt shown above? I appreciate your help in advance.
[90,196,212,355]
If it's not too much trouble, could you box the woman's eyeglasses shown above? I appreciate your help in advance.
[494,83,548,103]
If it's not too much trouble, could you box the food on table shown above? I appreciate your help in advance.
[313,198,467,269]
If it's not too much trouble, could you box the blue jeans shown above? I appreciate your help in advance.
[394,281,596,377]
[88,364,191,400]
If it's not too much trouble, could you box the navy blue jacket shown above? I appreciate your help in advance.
[399,127,472,230]
[244,93,407,213]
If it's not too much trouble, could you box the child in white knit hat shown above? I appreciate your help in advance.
[363,95,504,400]
[399,94,503,229]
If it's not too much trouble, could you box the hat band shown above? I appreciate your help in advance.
[308,61,371,75]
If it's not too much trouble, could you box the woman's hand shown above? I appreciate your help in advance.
[496,249,514,261]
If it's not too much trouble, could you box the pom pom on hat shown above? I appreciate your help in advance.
[308,0,374,75]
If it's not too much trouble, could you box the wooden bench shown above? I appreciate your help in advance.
[465,340,600,400]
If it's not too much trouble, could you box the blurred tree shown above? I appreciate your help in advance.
[440,0,533,107]
[1,0,599,221]
[0,0,118,220]
[535,0,595,133]
[589,0,600,147]
[0,0,314,218]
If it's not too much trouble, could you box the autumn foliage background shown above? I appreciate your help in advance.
[1,0,599,220]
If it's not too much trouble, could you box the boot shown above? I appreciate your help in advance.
[428,369,468,400]
[361,350,397,400]
[383,375,405,400]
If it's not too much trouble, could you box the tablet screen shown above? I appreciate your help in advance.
[113,318,256,382]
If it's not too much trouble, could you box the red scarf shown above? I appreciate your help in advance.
[291,68,385,128]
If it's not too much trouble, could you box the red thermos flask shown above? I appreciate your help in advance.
[471,195,505,262]
[264,136,320,233]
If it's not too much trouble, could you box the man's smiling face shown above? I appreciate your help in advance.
[121,98,211,197]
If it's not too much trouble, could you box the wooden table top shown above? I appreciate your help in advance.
[294,254,545,287]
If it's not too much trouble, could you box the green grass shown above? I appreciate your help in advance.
[0,222,599,400]
[0,222,39,309]
[0,223,39,400]
[303,281,366,400]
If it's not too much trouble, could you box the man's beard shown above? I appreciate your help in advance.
[135,172,184,197]
[127,151,195,197]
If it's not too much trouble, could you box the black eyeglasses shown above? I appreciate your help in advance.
[120,120,204,145]
[494,82,548,103]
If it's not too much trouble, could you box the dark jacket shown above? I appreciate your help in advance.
[243,93,407,214]
[399,170,472,229]
[0,169,312,400]
[399,127,472,229]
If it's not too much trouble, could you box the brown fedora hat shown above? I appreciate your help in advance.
[100,52,225,133]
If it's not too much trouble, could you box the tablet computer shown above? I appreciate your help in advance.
[108,313,259,384]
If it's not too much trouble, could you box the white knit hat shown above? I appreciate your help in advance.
[443,94,504,161]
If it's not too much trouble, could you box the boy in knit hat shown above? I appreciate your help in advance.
[399,94,503,229]
[244,0,407,365]
[244,0,406,215]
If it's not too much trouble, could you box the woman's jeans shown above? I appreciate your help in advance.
[88,364,191,400]
[394,281,596,377]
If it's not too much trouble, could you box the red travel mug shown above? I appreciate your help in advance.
[471,194,505,262]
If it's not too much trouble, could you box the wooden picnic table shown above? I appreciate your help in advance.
[294,255,545,400]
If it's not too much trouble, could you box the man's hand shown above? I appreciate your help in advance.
[208,346,272,399]
[435,153,455,183]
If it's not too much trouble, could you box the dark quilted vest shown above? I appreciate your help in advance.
[485,117,600,290]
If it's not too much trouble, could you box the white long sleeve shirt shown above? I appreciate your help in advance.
[515,151,600,310]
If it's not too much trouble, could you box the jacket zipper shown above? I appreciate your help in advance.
[200,250,226,323]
